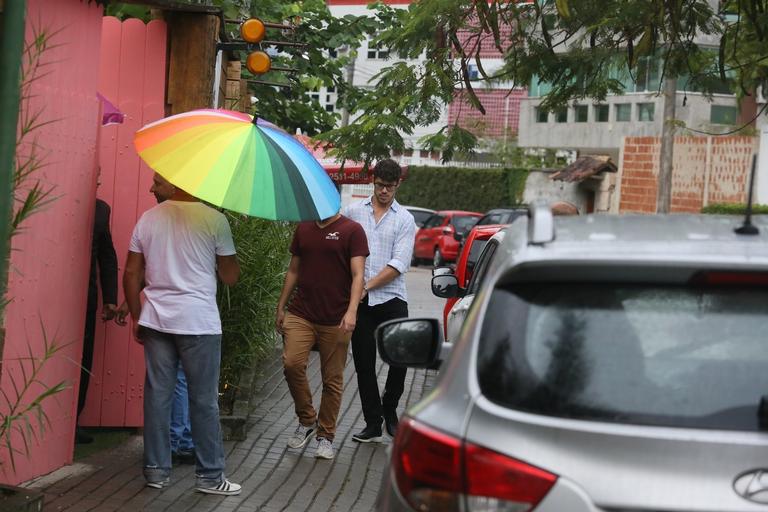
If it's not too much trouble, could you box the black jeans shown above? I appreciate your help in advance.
[352,297,408,427]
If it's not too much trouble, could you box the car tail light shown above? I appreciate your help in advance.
[689,271,768,286]
[393,417,557,512]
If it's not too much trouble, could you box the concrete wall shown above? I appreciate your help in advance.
[519,93,740,155]
[617,135,758,213]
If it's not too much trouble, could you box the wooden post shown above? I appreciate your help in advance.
[224,59,242,111]
[166,12,220,114]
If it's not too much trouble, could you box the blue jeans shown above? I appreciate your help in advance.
[141,327,225,487]
[170,364,194,453]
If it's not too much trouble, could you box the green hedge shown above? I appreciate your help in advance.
[217,214,293,412]
[398,165,530,212]
[702,203,768,214]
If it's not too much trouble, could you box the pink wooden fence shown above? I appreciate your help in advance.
[78,17,168,428]
[0,0,104,484]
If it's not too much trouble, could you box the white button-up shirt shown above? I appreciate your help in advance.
[343,197,416,306]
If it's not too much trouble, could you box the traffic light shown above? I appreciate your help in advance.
[240,18,271,75]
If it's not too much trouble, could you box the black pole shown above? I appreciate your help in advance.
[735,154,759,235]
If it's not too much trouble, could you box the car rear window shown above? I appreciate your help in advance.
[477,283,768,431]
[452,215,480,233]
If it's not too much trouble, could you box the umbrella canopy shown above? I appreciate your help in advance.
[133,109,340,221]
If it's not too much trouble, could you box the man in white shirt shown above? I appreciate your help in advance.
[343,159,416,442]
[124,173,241,495]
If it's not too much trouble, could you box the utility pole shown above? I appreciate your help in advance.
[656,75,677,213]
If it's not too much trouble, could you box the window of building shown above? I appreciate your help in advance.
[325,104,335,112]
[594,104,609,122]
[637,103,655,121]
[535,107,548,123]
[574,105,588,122]
[615,103,631,122]
[367,40,389,59]
[555,108,567,123]
[710,105,739,125]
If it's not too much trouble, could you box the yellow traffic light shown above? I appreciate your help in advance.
[240,18,266,43]
[246,51,271,74]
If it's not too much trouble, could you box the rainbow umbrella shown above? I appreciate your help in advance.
[133,109,340,221]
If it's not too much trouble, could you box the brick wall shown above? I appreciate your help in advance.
[619,136,758,213]
[448,88,526,138]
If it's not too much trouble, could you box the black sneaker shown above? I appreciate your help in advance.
[352,424,383,443]
[383,409,399,437]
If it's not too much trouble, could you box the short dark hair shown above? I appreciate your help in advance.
[372,159,402,183]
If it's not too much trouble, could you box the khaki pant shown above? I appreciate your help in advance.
[282,312,351,442]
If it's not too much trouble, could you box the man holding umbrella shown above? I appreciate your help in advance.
[123,173,241,495]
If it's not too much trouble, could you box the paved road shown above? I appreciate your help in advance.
[32,266,443,511]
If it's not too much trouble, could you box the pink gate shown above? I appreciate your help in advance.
[78,17,168,427]
[1,0,104,484]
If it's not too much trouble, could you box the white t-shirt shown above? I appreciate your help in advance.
[129,200,236,335]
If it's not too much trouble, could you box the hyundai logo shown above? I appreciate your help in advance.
[733,469,768,504]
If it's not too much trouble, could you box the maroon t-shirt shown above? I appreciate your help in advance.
[287,215,369,325]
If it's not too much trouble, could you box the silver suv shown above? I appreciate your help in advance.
[376,203,768,512]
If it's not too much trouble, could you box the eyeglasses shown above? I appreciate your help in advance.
[373,182,398,191]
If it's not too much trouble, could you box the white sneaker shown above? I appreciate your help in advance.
[287,422,316,449]
[315,438,335,460]
[195,479,242,496]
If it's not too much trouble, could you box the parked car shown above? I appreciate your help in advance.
[454,207,528,250]
[437,224,507,341]
[376,203,768,512]
[402,205,436,228]
[413,210,482,266]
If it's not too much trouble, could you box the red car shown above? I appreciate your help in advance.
[413,210,481,266]
[441,224,506,337]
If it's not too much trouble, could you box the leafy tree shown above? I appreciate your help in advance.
[319,0,735,168]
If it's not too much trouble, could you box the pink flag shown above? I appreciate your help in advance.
[97,93,125,126]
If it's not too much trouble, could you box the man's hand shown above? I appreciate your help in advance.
[339,310,357,333]
[114,302,129,326]
[102,303,118,321]
[132,321,144,344]
[275,309,286,335]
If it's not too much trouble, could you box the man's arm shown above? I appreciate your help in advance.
[365,218,416,291]
[216,254,240,286]
[275,255,300,334]
[123,251,145,340]
[340,255,366,332]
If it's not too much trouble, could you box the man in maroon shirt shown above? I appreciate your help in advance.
[275,211,368,460]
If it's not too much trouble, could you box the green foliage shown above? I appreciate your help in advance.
[397,165,528,212]
[217,214,292,410]
[701,203,768,214]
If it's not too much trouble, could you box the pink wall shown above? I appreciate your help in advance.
[78,17,168,428]
[1,0,104,484]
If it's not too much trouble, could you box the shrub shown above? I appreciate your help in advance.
[217,214,292,411]
[397,165,529,212]
[701,203,768,214]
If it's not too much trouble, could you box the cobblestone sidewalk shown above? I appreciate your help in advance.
[32,268,441,512]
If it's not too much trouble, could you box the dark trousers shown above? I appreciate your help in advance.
[351,297,408,427]
[78,293,98,418]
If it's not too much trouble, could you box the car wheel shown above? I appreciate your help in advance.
[433,248,444,267]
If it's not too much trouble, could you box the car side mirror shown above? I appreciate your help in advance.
[431,273,460,298]
[432,266,453,277]
[375,318,442,368]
